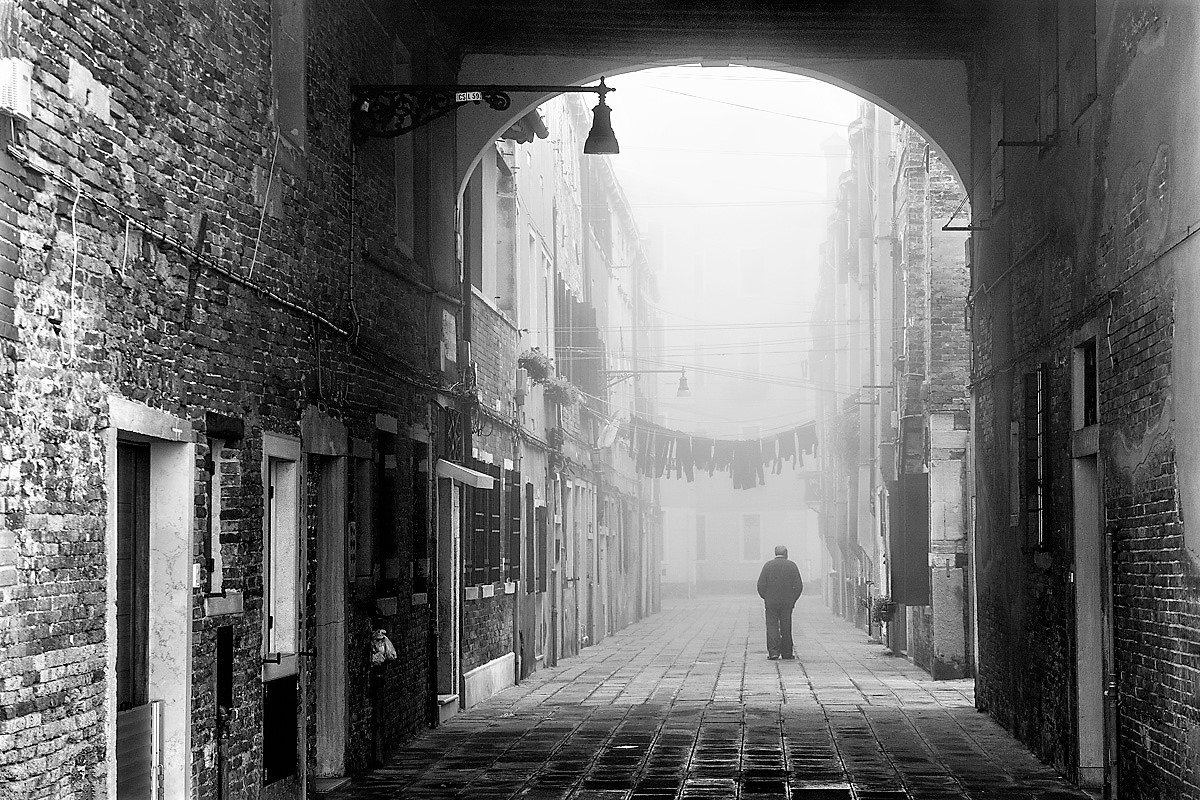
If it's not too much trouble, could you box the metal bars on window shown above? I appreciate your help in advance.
[1023,365,1050,549]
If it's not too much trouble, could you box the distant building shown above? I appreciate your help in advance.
[811,105,972,677]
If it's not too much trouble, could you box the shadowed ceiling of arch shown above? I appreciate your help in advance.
[422,1,974,61]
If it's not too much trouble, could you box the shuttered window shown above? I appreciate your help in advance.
[0,122,22,342]
[506,471,521,582]
[1023,365,1050,549]
[536,505,548,594]
[486,464,502,584]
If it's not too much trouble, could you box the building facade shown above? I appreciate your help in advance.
[0,2,659,798]
[811,106,973,678]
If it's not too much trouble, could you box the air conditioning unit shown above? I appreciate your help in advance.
[0,58,32,121]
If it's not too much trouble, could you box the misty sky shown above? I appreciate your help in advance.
[602,66,861,434]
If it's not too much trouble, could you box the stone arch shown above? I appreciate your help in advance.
[454,54,968,194]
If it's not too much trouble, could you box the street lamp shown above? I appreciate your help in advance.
[351,77,619,153]
[602,368,692,398]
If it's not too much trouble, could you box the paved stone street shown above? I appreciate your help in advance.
[326,596,1089,800]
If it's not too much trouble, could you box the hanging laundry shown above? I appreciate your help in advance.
[654,435,673,478]
[797,424,817,454]
[636,427,654,476]
[675,435,694,482]
[712,440,735,475]
[692,437,714,474]
[731,440,758,490]
[774,430,797,473]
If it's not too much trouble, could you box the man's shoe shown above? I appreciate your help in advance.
[767,654,780,660]
[781,654,795,660]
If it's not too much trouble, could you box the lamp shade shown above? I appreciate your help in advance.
[676,372,691,398]
[583,98,619,154]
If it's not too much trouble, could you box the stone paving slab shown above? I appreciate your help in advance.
[324,596,1089,800]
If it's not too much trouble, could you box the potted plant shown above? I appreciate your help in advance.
[543,376,580,406]
[517,347,553,382]
[874,596,896,624]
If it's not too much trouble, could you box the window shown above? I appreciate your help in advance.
[1038,1,1059,141]
[271,0,306,152]
[116,443,150,711]
[1074,338,1098,429]
[1023,366,1050,548]
[0,122,19,341]
[466,460,502,586]
[205,438,224,594]
[506,471,522,582]
[410,441,430,598]
[742,514,761,561]
[990,82,1005,209]
[536,505,549,593]
[524,484,536,594]
[1060,0,1097,123]
[695,515,707,561]
[487,464,502,584]
[266,455,300,656]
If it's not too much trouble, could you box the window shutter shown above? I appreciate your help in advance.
[1023,365,1049,548]
[487,464,502,584]
[525,485,535,594]
[468,462,490,585]
[506,471,521,582]
[535,505,548,594]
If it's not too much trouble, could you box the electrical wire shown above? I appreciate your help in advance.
[637,83,856,128]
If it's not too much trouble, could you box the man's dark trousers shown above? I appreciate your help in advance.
[764,603,795,658]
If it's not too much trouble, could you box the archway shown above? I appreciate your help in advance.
[454,55,968,196]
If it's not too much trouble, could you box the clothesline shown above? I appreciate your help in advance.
[619,416,817,489]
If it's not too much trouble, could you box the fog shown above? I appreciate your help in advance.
[603,66,861,596]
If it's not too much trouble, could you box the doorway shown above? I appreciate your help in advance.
[436,477,462,712]
[107,399,194,800]
[115,443,154,800]
[314,456,348,780]
[1072,453,1117,796]
[262,436,303,800]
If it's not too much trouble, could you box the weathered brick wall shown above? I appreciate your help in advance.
[472,294,519,417]
[971,3,1200,794]
[0,0,460,797]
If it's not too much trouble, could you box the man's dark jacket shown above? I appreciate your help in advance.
[757,556,804,606]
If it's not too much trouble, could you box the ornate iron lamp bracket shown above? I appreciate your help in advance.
[350,80,612,143]
[350,86,512,141]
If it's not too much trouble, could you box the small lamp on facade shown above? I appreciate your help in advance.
[675,370,691,398]
[351,77,619,155]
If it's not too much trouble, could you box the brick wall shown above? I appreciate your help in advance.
[0,0,460,797]
[970,3,1200,794]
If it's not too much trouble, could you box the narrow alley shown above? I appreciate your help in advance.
[326,596,1086,800]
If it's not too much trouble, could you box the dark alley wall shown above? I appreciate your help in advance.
[970,2,1200,794]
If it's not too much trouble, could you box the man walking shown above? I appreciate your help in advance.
[756,545,804,660]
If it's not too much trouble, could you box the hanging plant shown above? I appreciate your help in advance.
[517,347,553,382]
[543,376,580,406]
